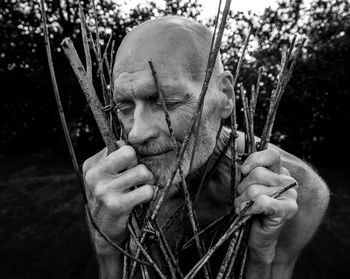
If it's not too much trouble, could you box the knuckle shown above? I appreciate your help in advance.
[251,166,265,180]
[290,200,298,214]
[286,200,298,219]
[83,148,106,175]
[137,164,152,180]
[104,195,123,212]
[281,167,290,176]
[82,158,91,176]
[246,152,258,165]
[142,185,154,201]
[247,185,260,199]
[255,194,269,206]
[84,168,99,186]
[93,181,107,199]
[281,174,297,186]
[288,188,298,200]
[269,147,280,159]
[236,182,245,194]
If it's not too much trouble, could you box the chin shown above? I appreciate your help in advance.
[138,151,183,187]
[139,138,214,188]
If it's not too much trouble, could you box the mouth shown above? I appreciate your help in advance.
[138,148,174,158]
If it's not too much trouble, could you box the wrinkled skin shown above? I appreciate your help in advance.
[83,16,330,279]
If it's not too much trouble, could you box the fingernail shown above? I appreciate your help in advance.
[242,163,250,173]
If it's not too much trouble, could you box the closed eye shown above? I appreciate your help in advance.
[115,102,134,117]
[156,96,191,110]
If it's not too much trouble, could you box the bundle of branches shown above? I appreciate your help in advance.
[40,0,305,278]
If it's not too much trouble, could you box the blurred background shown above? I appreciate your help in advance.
[0,0,349,278]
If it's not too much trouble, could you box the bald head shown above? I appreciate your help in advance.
[113,16,223,82]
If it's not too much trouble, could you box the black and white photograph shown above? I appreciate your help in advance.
[0,0,349,278]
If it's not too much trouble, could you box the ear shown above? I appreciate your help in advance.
[216,70,234,119]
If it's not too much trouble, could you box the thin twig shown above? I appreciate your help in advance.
[39,0,86,201]
[230,27,251,202]
[184,182,297,279]
[85,205,150,265]
[232,27,252,88]
[148,60,177,151]
[154,221,185,279]
[182,209,233,250]
[193,121,224,205]
[223,228,245,279]
[259,37,305,150]
[187,0,222,177]
[78,4,92,81]
[127,223,167,279]
[148,0,233,223]
[149,60,211,279]
[179,167,212,279]
[240,84,252,152]
[238,246,248,279]
[122,240,130,279]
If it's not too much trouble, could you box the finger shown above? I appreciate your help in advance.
[124,184,154,210]
[280,167,290,176]
[245,194,298,222]
[234,184,279,209]
[98,164,155,194]
[241,148,281,175]
[237,167,296,194]
[82,148,106,176]
[99,145,138,175]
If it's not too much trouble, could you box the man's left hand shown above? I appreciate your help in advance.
[234,148,298,263]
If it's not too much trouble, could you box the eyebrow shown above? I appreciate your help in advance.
[114,83,190,102]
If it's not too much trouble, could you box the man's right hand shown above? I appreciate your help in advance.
[82,141,155,252]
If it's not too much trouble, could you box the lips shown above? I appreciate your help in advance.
[137,147,174,157]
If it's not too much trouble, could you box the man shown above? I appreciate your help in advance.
[83,16,330,278]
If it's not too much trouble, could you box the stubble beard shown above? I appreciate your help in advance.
[137,120,219,188]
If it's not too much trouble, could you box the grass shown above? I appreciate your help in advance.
[0,150,348,279]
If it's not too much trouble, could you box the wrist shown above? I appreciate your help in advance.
[248,240,277,265]
[92,230,126,256]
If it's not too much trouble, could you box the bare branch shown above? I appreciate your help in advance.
[61,38,117,153]
[39,0,86,202]
[78,4,92,81]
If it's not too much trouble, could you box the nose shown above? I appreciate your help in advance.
[127,103,159,145]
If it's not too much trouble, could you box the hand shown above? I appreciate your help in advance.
[82,141,155,252]
[234,148,298,263]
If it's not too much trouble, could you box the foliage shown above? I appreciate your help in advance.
[1,0,349,164]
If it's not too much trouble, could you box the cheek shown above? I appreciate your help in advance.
[118,116,133,134]
[203,95,220,118]
[170,104,197,139]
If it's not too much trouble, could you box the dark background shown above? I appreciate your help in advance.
[1,0,349,278]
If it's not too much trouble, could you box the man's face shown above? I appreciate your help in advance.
[112,19,223,186]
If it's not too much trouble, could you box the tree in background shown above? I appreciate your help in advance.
[1,0,349,165]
